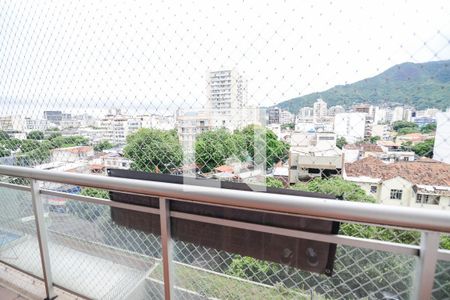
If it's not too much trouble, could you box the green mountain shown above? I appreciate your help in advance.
[276,60,450,112]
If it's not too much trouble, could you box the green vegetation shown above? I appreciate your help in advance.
[281,123,294,130]
[265,177,284,188]
[335,137,347,149]
[420,123,436,133]
[0,130,10,140]
[66,188,109,221]
[20,139,40,153]
[223,177,428,298]
[94,140,114,152]
[240,125,289,168]
[48,132,62,140]
[277,60,450,112]
[26,130,45,140]
[392,121,417,132]
[402,138,435,158]
[393,121,436,136]
[80,187,110,199]
[50,135,88,148]
[412,138,434,158]
[0,147,10,158]
[392,121,419,135]
[0,133,89,165]
[150,262,314,300]
[194,125,289,173]
[124,128,183,173]
[292,177,376,203]
[3,138,21,151]
[369,135,380,144]
[195,129,246,173]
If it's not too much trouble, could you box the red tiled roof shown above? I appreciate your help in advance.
[344,143,383,153]
[53,146,93,153]
[345,156,450,186]
[214,165,234,173]
[343,144,360,150]
[361,144,383,153]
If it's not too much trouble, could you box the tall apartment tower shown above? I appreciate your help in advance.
[207,69,247,130]
[313,99,328,122]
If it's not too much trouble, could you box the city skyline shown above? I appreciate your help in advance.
[1,0,450,117]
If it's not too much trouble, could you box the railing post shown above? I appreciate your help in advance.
[30,179,55,300]
[159,197,173,300]
[413,231,440,300]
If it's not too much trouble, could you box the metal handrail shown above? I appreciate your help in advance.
[1,165,450,233]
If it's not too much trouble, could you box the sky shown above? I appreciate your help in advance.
[0,0,450,117]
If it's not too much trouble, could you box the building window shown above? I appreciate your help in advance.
[370,186,377,193]
[390,189,402,200]
[416,194,440,205]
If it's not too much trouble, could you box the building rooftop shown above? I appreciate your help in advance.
[52,146,93,154]
[345,156,450,186]
[360,144,384,153]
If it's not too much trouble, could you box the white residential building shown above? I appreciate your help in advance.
[373,107,388,124]
[294,120,315,132]
[24,118,51,132]
[0,115,25,132]
[416,108,440,118]
[433,112,450,164]
[177,111,213,151]
[207,69,248,131]
[51,146,95,163]
[279,110,294,125]
[344,157,450,210]
[98,112,175,144]
[391,106,412,122]
[313,99,327,120]
[392,106,405,122]
[327,105,345,116]
[371,124,391,140]
[289,132,342,182]
[298,107,314,118]
[334,112,367,143]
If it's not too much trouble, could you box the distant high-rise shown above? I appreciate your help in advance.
[298,106,314,117]
[267,107,281,124]
[313,99,327,120]
[327,105,345,116]
[207,69,247,130]
[43,111,63,125]
[334,112,367,143]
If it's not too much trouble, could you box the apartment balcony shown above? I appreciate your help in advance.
[0,165,449,300]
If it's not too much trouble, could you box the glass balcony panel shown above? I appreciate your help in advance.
[433,260,450,300]
[0,186,46,296]
[42,194,163,299]
[168,221,417,300]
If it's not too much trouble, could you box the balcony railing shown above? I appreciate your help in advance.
[0,165,449,300]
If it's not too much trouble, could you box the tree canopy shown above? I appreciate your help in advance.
[239,125,289,168]
[124,128,183,173]
[27,130,45,140]
[94,140,114,152]
[0,147,10,158]
[392,120,420,135]
[292,177,376,203]
[195,129,246,173]
[420,123,436,133]
[336,137,347,149]
[411,139,434,158]
[0,130,10,140]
